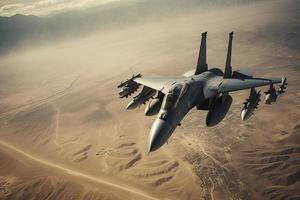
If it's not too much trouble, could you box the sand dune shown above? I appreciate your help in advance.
[0,140,159,200]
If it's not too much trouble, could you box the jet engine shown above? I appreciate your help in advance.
[145,98,163,116]
[241,88,261,120]
[206,94,232,127]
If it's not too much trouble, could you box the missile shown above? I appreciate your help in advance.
[117,74,142,98]
[264,84,277,104]
[264,77,287,104]
[278,77,287,94]
[117,74,141,88]
[126,98,139,110]
[118,83,140,98]
[118,86,130,96]
[241,88,261,120]
[126,86,156,109]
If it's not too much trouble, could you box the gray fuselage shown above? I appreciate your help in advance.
[148,68,223,152]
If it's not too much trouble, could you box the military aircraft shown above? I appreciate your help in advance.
[117,32,287,152]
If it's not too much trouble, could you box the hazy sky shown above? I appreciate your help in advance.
[0,0,122,17]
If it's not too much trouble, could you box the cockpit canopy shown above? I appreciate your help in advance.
[161,83,189,111]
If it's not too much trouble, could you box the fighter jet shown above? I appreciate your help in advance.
[117,32,287,152]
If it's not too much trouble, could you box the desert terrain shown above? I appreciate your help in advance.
[0,0,299,199]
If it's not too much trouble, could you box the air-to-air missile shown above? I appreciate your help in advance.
[118,74,141,98]
[126,86,156,110]
[241,88,261,120]
[264,84,277,104]
[278,77,287,95]
[264,77,287,104]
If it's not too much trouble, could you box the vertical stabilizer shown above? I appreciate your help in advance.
[195,32,207,75]
[224,32,233,78]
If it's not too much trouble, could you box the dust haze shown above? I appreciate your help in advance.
[0,0,299,200]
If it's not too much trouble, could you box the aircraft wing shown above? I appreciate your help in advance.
[218,77,282,93]
[134,76,186,93]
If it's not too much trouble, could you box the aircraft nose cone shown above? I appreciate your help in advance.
[148,119,172,153]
